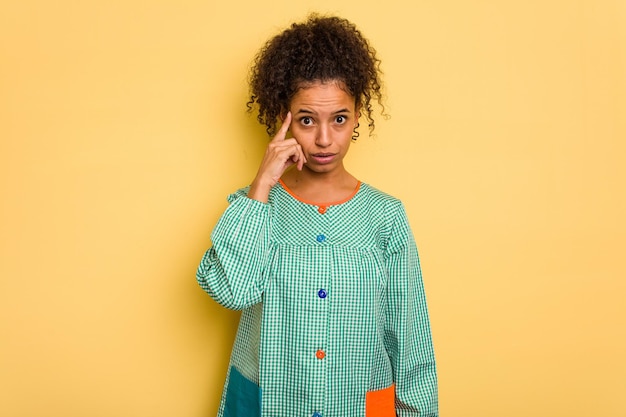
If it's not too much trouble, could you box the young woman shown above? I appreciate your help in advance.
[197,14,438,417]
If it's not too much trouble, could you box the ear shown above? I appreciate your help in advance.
[354,104,361,126]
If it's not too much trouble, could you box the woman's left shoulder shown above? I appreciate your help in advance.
[358,182,405,212]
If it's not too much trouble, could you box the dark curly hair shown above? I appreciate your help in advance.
[247,14,386,139]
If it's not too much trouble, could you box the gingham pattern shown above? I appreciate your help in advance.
[197,182,438,417]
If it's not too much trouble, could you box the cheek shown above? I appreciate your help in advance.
[335,125,354,139]
[290,126,314,142]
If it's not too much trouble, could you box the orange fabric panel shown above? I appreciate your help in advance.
[365,384,396,417]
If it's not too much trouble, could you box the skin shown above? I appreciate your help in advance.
[248,80,360,203]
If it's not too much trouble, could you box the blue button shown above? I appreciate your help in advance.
[318,289,327,299]
[316,234,326,242]
[313,413,322,417]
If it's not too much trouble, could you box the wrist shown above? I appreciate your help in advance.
[248,177,274,203]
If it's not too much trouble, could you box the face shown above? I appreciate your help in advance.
[288,80,358,175]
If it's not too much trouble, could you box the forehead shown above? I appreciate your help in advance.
[290,80,356,110]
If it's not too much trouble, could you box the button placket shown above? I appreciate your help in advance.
[307,208,331,416]
[310,243,330,416]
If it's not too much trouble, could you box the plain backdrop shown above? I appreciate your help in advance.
[1,1,625,416]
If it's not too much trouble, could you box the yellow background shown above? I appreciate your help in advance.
[1,1,624,416]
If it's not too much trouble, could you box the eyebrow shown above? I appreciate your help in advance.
[295,108,352,115]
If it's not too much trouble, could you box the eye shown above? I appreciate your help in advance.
[300,116,313,126]
[335,115,347,124]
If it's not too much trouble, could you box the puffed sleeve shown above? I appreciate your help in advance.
[384,201,438,416]
[196,189,272,310]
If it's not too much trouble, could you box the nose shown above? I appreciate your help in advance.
[315,124,331,147]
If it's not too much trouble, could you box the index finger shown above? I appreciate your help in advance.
[272,111,292,142]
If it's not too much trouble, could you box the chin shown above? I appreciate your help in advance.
[305,164,336,174]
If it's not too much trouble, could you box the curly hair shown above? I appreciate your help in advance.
[247,14,385,138]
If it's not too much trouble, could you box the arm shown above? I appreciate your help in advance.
[384,202,438,416]
[196,190,272,310]
[197,112,303,309]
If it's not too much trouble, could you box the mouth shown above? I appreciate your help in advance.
[309,153,337,164]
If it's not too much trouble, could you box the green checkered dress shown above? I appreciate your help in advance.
[197,181,438,417]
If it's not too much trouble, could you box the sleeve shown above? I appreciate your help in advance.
[196,189,272,310]
[384,201,438,417]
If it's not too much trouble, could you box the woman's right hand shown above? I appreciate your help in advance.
[247,112,306,203]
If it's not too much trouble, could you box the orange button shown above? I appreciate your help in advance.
[315,349,326,360]
[318,206,327,214]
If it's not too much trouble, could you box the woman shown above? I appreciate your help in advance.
[197,14,438,417]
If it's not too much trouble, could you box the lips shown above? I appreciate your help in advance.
[310,153,337,164]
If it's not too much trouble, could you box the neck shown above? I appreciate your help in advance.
[290,164,353,186]
[281,164,359,203]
